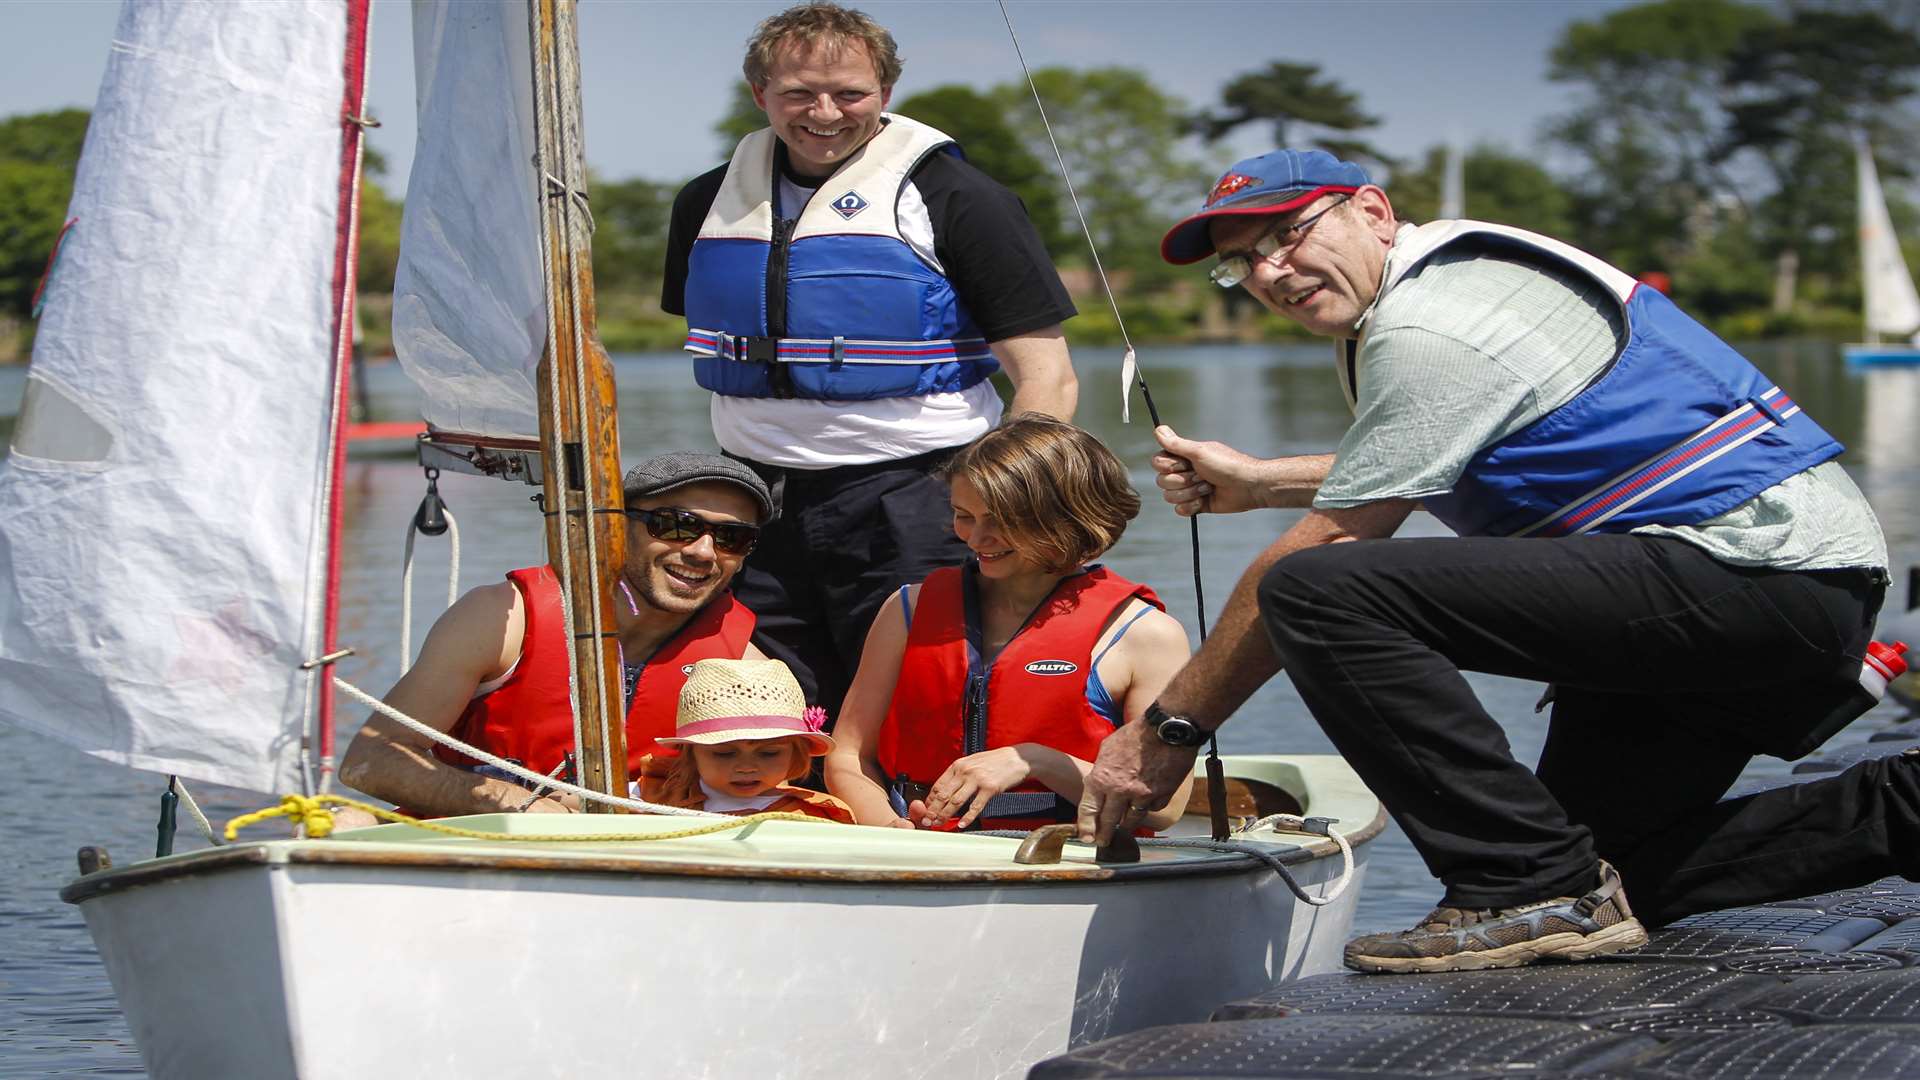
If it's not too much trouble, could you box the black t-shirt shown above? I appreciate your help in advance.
[660,140,1076,343]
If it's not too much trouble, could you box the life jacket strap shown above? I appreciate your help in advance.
[1518,386,1803,538]
[978,790,1074,821]
[686,329,993,368]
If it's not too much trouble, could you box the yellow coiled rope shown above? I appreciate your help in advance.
[224,793,824,843]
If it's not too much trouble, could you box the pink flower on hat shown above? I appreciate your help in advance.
[803,706,828,733]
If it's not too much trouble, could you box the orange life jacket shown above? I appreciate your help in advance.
[434,566,756,781]
[880,563,1160,832]
[633,754,854,823]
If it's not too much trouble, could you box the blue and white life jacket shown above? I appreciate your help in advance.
[682,115,998,401]
[1337,221,1842,538]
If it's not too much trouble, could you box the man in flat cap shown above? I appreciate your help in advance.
[340,452,774,816]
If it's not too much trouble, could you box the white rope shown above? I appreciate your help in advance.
[333,676,720,817]
[172,776,221,846]
[399,508,461,675]
[1246,813,1355,906]
[996,0,1142,421]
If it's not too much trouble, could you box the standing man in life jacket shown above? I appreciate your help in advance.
[1077,149,1910,973]
[338,452,773,817]
[661,2,1078,721]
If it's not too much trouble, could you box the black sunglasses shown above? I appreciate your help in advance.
[625,507,760,556]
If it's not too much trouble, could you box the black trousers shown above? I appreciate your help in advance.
[1259,533,1913,925]
[734,448,969,719]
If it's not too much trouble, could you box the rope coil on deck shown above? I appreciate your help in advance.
[223,792,826,844]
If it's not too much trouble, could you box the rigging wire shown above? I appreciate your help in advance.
[399,470,461,674]
[995,1,1227,839]
[526,0,622,796]
[548,0,623,791]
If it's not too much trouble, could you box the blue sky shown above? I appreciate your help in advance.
[2,0,1637,189]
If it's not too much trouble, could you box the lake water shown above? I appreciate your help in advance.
[1,344,1916,1075]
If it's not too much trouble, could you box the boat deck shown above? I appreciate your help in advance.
[62,754,1386,899]
[1032,744,1920,1079]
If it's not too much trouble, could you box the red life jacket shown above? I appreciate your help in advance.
[880,563,1161,832]
[434,566,756,780]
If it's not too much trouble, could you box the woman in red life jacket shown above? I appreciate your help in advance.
[824,416,1194,833]
[634,657,854,823]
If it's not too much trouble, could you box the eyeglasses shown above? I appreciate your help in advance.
[1208,196,1351,289]
[625,507,760,556]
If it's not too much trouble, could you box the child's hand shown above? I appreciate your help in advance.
[916,747,1033,830]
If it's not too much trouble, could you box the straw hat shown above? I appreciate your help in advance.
[660,658,833,755]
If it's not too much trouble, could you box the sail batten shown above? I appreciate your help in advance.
[0,1,359,795]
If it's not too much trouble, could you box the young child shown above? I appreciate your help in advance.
[633,658,854,823]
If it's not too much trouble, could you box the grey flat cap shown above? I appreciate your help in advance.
[623,451,775,523]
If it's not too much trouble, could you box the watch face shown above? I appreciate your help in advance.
[1157,716,1202,747]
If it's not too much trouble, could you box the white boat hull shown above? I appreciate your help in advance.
[83,848,1367,1079]
[70,756,1380,1079]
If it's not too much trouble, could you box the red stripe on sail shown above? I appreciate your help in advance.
[318,0,373,783]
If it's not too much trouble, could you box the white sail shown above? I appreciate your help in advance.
[392,0,546,442]
[1857,135,1920,342]
[0,1,358,795]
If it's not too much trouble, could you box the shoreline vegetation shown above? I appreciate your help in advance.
[4,0,1917,364]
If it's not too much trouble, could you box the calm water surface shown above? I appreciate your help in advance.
[1,344,1916,1075]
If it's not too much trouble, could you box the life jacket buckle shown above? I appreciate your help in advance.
[736,335,794,398]
[1749,395,1786,427]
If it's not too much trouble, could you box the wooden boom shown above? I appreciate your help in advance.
[529,0,628,809]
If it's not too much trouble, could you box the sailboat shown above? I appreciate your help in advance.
[8,3,1382,1078]
[1844,135,1920,365]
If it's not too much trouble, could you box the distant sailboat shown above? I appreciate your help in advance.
[1844,135,1920,365]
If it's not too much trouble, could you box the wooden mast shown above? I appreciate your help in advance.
[528,0,628,809]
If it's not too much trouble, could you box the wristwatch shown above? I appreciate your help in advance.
[1146,702,1209,747]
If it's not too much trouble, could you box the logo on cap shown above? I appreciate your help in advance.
[1024,660,1078,676]
[832,191,869,219]
[1205,173,1257,207]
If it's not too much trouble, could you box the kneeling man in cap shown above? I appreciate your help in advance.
[340,452,775,816]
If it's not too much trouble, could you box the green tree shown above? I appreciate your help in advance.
[1389,145,1573,238]
[1192,62,1385,168]
[1544,0,1776,272]
[715,82,764,158]
[991,67,1211,278]
[0,108,89,168]
[0,110,90,321]
[590,174,677,293]
[893,84,1067,256]
[1721,7,1920,312]
[356,175,403,296]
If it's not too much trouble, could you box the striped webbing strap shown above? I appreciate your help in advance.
[685,328,992,366]
[977,790,1073,821]
[1518,386,1803,538]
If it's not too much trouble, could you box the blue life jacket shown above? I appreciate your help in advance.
[682,115,998,402]
[1339,222,1843,538]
